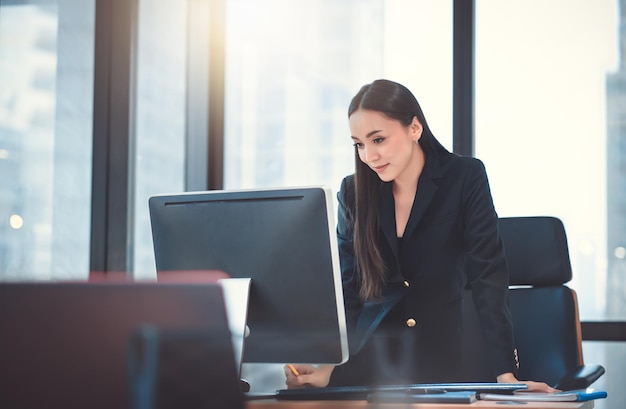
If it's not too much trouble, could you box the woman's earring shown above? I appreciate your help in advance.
[414,139,419,145]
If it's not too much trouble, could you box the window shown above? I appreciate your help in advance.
[476,0,618,320]
[133,0,188,278]
[0,0,95,280]
[223,0,453,194]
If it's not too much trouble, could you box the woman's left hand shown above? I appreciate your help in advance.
[496,372,559,393]
[519,380,559,393]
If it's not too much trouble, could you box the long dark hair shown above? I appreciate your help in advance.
[348,79,447,301]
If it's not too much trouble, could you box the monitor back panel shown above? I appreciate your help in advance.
[0,282,241,409]
[149,187,348,364]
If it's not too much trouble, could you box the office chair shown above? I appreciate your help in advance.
[462,216,605,390]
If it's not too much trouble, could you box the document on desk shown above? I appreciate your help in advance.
[480,389,607,402]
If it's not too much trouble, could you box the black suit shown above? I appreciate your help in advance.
[331,148,518,386]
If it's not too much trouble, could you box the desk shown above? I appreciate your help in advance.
[247,399,594,409]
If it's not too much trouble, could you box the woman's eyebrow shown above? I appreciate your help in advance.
[351,129,382,140]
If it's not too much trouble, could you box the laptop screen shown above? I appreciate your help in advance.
[0,282,244,409]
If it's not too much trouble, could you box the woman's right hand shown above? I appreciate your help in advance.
[284,364,335,389]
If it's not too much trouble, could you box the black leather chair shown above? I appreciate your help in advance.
[462,216,605,390]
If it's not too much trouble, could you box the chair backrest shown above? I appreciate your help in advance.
[462,216,584,386]
[500,216,572,286]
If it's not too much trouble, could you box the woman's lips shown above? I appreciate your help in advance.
[371,164,389,173]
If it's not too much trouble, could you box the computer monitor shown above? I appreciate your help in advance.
[148,186,349,364]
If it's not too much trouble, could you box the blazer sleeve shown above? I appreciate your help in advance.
[336,176,363,338]
[461,158,519,378]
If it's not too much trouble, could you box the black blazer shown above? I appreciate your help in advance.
[333,149,518,385]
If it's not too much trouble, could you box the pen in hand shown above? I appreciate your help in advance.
[287,364,300,377]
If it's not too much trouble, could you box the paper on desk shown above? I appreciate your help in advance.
[480,388,607,402]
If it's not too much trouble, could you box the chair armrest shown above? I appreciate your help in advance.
[554,364,605,390]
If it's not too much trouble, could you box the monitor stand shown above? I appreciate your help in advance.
[218,278,252,391]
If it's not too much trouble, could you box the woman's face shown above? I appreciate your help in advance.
[349,109,423,183]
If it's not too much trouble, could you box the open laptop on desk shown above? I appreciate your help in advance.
[254,382,527,401]
[0,282,245,409]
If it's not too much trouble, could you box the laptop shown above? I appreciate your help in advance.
[271,382,529,400]
[153,270,252,389]
[0,282,245,409]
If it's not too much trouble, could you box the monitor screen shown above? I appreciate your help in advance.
[149,186,349,364]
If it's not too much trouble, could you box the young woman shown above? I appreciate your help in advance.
[285,79,553,392]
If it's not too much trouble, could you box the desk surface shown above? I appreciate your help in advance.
[247,399,594,409]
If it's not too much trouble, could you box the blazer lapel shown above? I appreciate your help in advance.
[401,153,443,240]
[379,182,398,260]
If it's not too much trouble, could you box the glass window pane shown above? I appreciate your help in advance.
[133,0,188,279]
[476,0,619,320]
[0,1,95,280]
[224,0,453,194]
